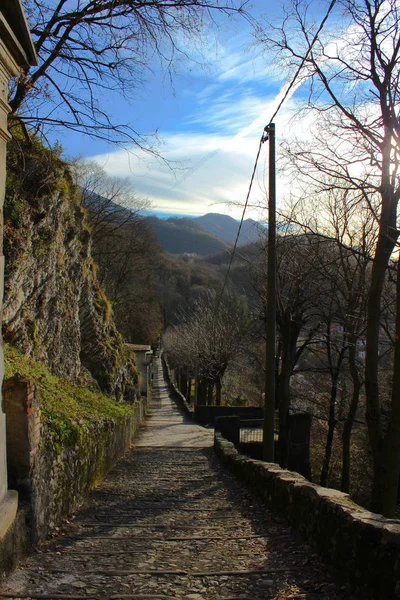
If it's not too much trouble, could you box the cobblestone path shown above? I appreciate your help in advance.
[1,358,357,600]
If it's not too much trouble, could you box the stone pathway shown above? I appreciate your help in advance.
[0,358,357,600]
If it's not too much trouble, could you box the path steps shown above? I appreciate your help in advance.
[0,357,356,600]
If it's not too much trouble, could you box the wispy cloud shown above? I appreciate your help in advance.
[91,131,264,218]
[217,50,284,85]
[186,91,268,134]
[88,16,312,222]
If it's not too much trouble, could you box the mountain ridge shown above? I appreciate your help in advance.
[145,212,262,256]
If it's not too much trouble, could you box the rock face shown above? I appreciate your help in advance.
[3,135,138,399]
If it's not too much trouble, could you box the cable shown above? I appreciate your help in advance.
[267,0,337,128]
[214,0,338,312]
[217,133,266,305]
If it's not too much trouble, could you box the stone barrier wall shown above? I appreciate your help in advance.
[195,406,263,425]
[162,355,194,417]
[1,376,147,579]
[215,431,400,600]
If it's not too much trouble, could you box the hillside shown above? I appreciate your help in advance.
[145,213,263,256]
[195,213,262,245]
[145,216,232,255]
[201,240,264,265]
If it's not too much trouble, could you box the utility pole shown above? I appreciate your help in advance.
[263,123,276,462]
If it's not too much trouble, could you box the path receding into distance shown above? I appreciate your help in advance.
[1,357,357,600]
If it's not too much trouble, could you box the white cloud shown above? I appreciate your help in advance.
[89,99,307,222]
[88,26,319,222]
[217,50,284,85]
[187,91,269,134]
[90,131,265,219]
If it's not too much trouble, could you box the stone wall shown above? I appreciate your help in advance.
[163,355,194,417]
[1,376,147,579]
[215,432,400,600]
[31,403,145,543]
[195,406,263,425]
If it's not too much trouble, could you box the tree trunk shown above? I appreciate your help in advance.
[278,348,291,469]
[277,318,301,468]
[197,379,207,405]
[370,262,400,516]
[207,381,214,405]
[366,131,399,512]
[341,330,361,493]
[320,373,339,487]
[215,377,222,406]
[186,378,192,403]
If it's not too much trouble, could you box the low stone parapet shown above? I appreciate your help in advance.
[162,355,194,418]
[214,431,400,600]
[195,406,263,425]
[1,377,147,580]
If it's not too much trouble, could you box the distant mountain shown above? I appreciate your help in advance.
[145,213,263,256]
[144,216,232,256]
[194,213,263,246]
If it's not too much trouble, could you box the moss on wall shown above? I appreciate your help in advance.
[4,345,147,545]
[4,345,132,444]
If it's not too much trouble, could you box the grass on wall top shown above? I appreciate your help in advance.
[4,344,133,444]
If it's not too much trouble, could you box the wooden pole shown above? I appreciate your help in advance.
[263,123,276,462]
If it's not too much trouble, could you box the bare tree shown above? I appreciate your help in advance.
[10,0,249,145]
[259,0,400,516]
[164,289,250,405]
[73,160,162,344]
[251,231,321,468]
[72,160,149,243]
[284,189,374,491]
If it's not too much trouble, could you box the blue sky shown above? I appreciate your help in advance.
[52,1,339,220]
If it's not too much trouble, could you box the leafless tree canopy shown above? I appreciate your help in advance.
[164,289,250,404]
[257,0,400,516]
[11,0,248,146]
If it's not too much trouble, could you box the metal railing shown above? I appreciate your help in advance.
[240,419,264,444]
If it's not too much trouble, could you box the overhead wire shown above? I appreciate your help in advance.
[267,0,337,128]
[218,132,267,306]
[214,0,338,312]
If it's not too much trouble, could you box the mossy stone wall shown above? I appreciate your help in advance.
[32,399,146,543]
[2,377,147,581]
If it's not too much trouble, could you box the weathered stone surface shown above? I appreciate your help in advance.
[0,508,30,582]
[0,491,18,540]
[3,138,138,399]
[1,357,355,600]
[214,430,400,599]
[3,374,147,557]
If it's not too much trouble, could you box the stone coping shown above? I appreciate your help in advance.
[214,431,400,600]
